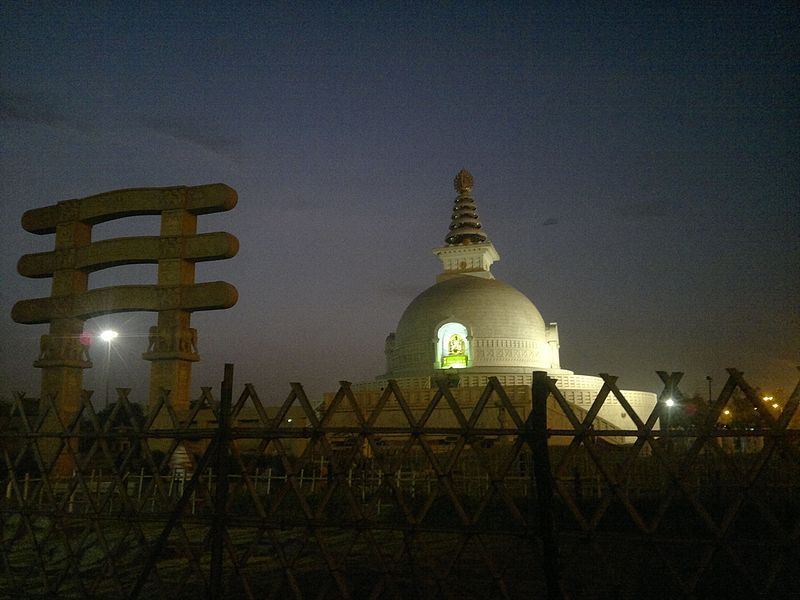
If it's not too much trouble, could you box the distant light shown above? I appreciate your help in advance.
[772,403,779,409]
[665,398,675,407]
[100,330,118,342]
[287,418,293,423]
[762,396,773,402]
[723,409,731,415]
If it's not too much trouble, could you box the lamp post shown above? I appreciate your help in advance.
[99,329,118,409]
[662,396,675,450]
[665,397,675,431]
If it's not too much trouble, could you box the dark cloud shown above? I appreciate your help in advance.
[541,217,559,226]
[0,89,70,127]
[138,114,240,156]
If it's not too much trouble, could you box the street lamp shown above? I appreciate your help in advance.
[100,329,118,409]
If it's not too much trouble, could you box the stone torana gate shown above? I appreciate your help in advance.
[11,183,239,422]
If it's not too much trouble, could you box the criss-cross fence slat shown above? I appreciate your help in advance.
[1,366,798,598]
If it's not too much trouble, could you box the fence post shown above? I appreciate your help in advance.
[130,388,227,598]
[210,363,233,599]
[531,371,563,599]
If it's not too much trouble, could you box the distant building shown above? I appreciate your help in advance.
[323,170,657,438]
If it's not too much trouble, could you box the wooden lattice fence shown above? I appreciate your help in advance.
[1,367,799,599]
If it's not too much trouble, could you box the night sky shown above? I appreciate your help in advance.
[2,3,798,405]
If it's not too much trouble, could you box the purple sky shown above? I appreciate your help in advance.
[2,3,798,404]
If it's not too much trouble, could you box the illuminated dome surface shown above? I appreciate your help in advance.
[386,275,554,376]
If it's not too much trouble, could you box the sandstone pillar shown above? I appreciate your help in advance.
[142,207,200,417]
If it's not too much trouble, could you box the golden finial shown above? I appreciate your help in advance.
[453,169,474,194]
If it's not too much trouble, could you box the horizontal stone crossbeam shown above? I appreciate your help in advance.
[12,282,238,324]
[18,232,239,277]
[21,183,237,234]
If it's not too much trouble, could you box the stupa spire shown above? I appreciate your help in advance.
[445,169,488,245]
[433,170,499,281]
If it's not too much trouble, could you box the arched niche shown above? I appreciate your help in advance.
[436,322,470,369]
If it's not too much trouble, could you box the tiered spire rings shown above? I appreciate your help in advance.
[446,169,488,245]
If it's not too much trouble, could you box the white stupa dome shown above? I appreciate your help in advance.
[386,275,555,376]
[383,169,563,379]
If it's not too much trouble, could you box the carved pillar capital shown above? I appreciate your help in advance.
[142,325,199,362]
[34,334,92,369]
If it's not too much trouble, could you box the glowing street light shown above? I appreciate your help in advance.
[100,329,118,408]
[100,329,118,343]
